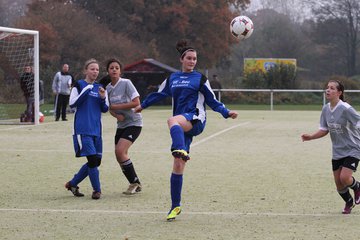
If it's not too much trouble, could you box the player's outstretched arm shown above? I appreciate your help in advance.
[301,129,328,142]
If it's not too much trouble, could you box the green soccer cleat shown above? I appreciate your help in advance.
[172,150,190,161]
[166,206,181,221]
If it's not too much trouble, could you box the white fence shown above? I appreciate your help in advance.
[214,89,360,111]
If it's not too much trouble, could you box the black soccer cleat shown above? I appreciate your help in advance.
[65,182,84,197]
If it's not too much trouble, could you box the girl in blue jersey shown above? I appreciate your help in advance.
[65,58,109,200]
[105,58,143,195]
[135,40,238,221]
[302,79,360,214]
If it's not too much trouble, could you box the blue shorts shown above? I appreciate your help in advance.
[73,134,103,157]
[183,119,205,152]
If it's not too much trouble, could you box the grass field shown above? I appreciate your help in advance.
[1,109,360,239]
[0,103,335,121]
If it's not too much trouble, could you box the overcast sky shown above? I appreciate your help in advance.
[245,0,311,22]
[247,0,262,11]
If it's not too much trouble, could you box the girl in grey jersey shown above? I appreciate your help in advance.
[302,79,360,214]
[105,58,142,195]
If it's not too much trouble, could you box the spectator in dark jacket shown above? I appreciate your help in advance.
[20,65,34,122]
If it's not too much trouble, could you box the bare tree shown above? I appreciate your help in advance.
[305,0,360,76]
[255,0,311,22]
[70,0,251,69]
[0,0,32,26]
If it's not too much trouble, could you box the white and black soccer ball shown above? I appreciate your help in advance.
[230,15,254,40]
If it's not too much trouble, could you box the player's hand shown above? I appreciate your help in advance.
[116,114,125,122]
[301,134,312,142]
[134,105,143,113]
[228,111,238,119]
[98,87,106,99]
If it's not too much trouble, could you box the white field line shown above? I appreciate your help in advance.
[192,122,250,148]
[0,208,352,217]
[0,122,251,153]
[0,121,350,218]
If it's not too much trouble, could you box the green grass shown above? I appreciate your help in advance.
[0,104,55,119]
[0,110,359,239]
[2,103,360,121]
[121,104,327,111]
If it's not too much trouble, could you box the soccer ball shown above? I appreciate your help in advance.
[39,112,44,123]
[230,16,254,40]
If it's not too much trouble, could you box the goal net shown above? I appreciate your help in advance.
[0,26,40,125]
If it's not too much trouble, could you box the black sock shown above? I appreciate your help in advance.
[120,159,140,184]
[349,177,360,191]
[338,188,353,203]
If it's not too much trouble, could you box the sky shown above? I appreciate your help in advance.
[245,0,311,22]
[247,0,262,11]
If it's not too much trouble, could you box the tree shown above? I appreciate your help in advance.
[305,0,360,76]
[243,63,297,89]
[71,0,251,69]
[0,0,31,27]
[16,1,147,68]
[221,9,309,87]
[265,63,297,88]
[249,9,307,57]
[255,0,310,22]
[14,0,147,100]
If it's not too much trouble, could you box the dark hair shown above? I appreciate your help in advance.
[98,74,111,88]
[176,40,196,59]
[328,79,345,101]
[106,58,123,71]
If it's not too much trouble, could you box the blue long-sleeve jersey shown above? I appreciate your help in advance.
[70,80,109,136]
[141,71,230,123]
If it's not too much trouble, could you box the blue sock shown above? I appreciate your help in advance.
[170,173,183,209]
[170,125,185,150]
[70,163,89,187]
[88,167,101,192]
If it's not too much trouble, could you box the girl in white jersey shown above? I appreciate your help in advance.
[302,79,360,214]
[135,40,238,221]
[105,58,143,195]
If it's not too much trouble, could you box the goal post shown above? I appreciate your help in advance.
[0,26,40,125]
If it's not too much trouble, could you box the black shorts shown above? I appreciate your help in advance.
[332,156,359,172]
[115,126,142,144]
